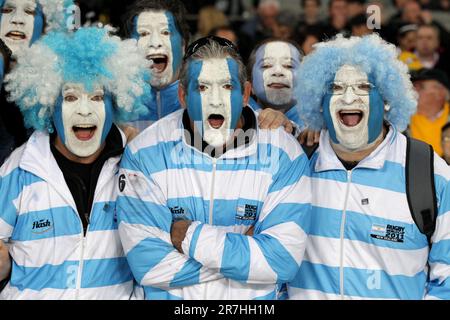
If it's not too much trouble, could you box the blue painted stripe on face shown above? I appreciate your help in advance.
[131,15,139,39]
[52,94,66,144]
[367,87,384,143]
[226,58,243,130]
[31,2,44,44]
[0,53,4,87]
[252,45,268,102]
[165,11,183,78]
[186,60,203,133]
[322,92,338,144]
[101,92,113,144]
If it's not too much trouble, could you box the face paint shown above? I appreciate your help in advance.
[323,64,385,151]
[186,57,243,148]
[134,10,183,89]
[252,41,301,109]
[0,52,4,86]
[0,0,44,57]
[52,83,113,158]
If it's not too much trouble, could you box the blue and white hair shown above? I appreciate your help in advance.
[297,34,417,132]
[5,27,152,131]
[0,0,75,33]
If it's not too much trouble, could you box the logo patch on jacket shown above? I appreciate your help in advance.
[31,219,53,234]
[236,204,258,221]
[170,206,188,221]
[370,223,405,243]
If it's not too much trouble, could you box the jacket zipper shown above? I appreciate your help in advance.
[339,170,352,300]
[209,158,217,224]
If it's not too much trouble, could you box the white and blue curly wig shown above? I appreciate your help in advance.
[0,0,75,33]
[297,34,417,132]
[5,27,152,132]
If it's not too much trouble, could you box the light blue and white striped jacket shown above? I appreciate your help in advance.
[288,127,450,300]
[116,108,312,300]
[0,131,135,300]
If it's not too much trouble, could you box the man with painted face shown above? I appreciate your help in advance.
[0,27,152,299]
[123,0,188,131]
[116,36,312,300]
[288,34,450,300]
[0,0,75,168]
[248,39,304,130]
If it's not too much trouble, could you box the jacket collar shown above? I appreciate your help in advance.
[19,127,126,210]
[315,124,397,172]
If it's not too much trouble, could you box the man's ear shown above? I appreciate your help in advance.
[243,81,252,106]
[178,83,187,109]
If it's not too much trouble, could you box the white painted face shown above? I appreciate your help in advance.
[60,83,107,157]
[253,41,298,107]
[198,58,235,147]
[136,11,176,89]
[0,0,37,57]
[328,64,371,151]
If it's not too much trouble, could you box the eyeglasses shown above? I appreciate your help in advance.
[183,36,239,61]
[327,82,375,96]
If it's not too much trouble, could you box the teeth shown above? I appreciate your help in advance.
[340,110,362,114]
[74,125,95,129]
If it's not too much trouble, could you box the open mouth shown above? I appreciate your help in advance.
[267,83,290,89]
[6,31,27,41]
[338,110,363,127]
[207,114,225,129]
[72,125,97,141]
[147,54,168,73]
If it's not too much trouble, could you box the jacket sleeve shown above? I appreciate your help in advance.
[426,174,450,299]
[181,146,312,284]
[116,147,223,290]
[0,161,22,242]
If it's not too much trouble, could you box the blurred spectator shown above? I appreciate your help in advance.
[385,0,450,48]
[438,0,450,10]
[349,14,373,36]
[296,25,321,55]
[195,6,229,39]
[415,24,450,78]
[441,122,450,164]
[240,0,279,44]
[209,25,238,45]
[296,0,325,36]
[273,10,297,39]
[398,23,418,51]
[347,0,366,19]
[322,0,349,39]
[410,68,450,156]
[397,24,423,71]
[0,38,14,166]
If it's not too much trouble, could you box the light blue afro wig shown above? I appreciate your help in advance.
[297,34,417,132]
[0,0,76,33]
[5,27,152,131]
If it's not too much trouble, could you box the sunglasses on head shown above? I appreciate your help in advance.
[183,36,239,61]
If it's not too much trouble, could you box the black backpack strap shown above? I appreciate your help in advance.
[405,137,438,247]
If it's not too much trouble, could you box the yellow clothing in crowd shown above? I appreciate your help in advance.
[398,51,423,71]
[410,102,450,156]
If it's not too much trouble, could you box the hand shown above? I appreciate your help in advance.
[258,108,293,133]
[118,125,140,142]
[0,241,11,282]
[170,220,192,254]
[420,11,433,24]
[245,225,254,236]
[298,129,320,147]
